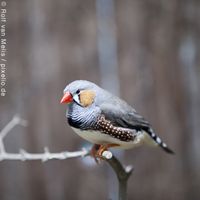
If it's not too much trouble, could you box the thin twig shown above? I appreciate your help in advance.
[0,115,88,161]
[0,115,133,200]
[106,156,133,200]
[0,115,27,153]
[0,148,88,162]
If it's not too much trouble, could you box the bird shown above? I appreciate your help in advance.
[60,80,174,160]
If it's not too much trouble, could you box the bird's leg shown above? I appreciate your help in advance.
[97,144,119,157]
[90,144,119,163]
[90,144,101,163]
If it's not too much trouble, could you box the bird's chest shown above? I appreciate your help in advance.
[67,104,99,130]
[67,116,83,129]
[71,127,111,144]
[71,127,147,149]
[71,115,137,145]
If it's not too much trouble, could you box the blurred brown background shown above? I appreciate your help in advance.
[0,0,200,199]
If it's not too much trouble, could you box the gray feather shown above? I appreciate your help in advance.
[98,94,150,129]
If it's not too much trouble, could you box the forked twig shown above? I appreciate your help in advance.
[0,115,132,199]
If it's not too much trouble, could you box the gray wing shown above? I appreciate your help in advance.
[99,98,150,130]
[97,94,174,154]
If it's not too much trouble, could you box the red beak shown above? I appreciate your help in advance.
[60,92,73,104]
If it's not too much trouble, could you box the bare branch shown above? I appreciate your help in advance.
[106,156,133,200]
[0,115,27,154]
[0,115,133,200]
[0,115,88,161]
[0,115,27,139]
[0,115,108,162]
[0,148,88,162]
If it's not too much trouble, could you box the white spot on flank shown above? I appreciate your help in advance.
[156,137,161,144]
[151,132,155,137]
[162,143,167,147]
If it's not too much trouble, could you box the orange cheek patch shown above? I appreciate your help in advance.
[79,90,96,107]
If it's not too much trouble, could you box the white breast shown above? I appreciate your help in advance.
[71,127,155,149]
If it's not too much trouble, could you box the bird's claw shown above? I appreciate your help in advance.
[90,144,114,163]
[90,144,108,163]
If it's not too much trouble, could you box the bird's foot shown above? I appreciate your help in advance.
[90,144,119,163]
[90,144,102,163]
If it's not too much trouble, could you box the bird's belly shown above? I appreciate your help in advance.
[71,127,151,149]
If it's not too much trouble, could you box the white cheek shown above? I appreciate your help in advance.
[73,94,80,104]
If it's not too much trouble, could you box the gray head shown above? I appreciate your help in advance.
[63,80,98,95]
[60,80,108,107]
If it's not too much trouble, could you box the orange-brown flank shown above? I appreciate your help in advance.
[93,116,135,142]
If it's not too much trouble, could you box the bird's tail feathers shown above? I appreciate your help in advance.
[145,127,174,154]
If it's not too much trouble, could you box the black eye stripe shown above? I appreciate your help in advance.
[73,90,83,107]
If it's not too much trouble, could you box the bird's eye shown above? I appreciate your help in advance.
[76,89,80,94]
